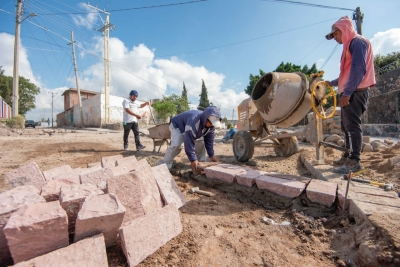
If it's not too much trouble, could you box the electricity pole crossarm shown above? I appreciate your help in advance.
[87,2,115,124]
[68,31,84,127]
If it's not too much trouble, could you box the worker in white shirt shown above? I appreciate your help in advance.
[122,90,149,151]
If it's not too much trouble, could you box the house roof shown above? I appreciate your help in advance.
[61,88,100,96]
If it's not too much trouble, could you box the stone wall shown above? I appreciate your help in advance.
[367,68,400,123]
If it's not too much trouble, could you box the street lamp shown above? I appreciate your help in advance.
[11,0,37,117]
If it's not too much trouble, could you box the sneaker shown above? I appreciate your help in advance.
[332,156,348,166]
[136,144,146,151]
[333,158,362,174]
[124,145,128,151]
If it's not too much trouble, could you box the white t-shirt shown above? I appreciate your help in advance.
[123,98,140,123]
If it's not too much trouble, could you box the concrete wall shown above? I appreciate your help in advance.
[367,68,400,124]
[64,90,98,110]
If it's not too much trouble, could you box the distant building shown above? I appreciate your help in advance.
[57,88,152,127]
[0,96,11,119]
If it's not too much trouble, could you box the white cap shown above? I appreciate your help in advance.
[208,115,221,128]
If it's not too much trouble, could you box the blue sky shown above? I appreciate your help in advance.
[0,0,399,121]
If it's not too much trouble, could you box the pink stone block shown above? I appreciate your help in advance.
[5,162,45,190]
[204,164,251,183]
[101,154,123,168]
[235,170,267,187]
[0,186,45,265]
[151,164,186,208]
[79,168,113,191]
[52,169,81,184]
[107,173,145,224]
[12,234,108,267]
[40,179,77,202]
[59,183,104,234]
[42,165,72,181]
[87,162,101,168]
[116,155,137,166]
[119,204,182,267]
[4,201,69,264]
[306,179,337,207]
[255,175,306,198]
[74,193,126,247]
[110,158,148,177]
[131,163,163,215]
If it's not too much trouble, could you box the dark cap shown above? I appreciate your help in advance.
[325,25,339,40]
[129,90,138,96]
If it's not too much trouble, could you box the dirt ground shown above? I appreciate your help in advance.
[0,125,398,266]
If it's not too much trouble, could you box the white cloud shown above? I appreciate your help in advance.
[371,28,400,55]
[71,3,99,30]
[0,33,247,121]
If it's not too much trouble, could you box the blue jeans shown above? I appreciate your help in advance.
[340,90,369,161]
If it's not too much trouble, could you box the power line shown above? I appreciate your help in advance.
[35,0,208,15]
[261,0,354,11]
[320,44,339,70]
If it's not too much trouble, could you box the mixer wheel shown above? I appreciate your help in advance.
[274,136,299,157]
[233,131,254,162]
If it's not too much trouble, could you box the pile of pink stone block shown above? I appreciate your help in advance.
[204,164,338,208]
[1,155,186,267]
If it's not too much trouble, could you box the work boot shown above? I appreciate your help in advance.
[124,144,128,151]
[136,144,146,151]
[332,156,348,166]
[333,158,362,174]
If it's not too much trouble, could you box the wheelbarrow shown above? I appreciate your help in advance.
[147,123,171,153]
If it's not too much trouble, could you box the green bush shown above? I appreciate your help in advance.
[6,115,25,129]
[226,122,233,129]
[152,100,176,121]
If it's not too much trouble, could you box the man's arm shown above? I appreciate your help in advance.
[139,102,150,108]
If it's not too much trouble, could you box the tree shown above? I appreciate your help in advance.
[179,81,190,113]
[197,79,210,110]
[374,51,400,72]
[152,94,189,121]
[244,62,319,96]
[0,66,40,115]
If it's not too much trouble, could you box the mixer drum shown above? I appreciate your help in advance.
[251,72,312,128]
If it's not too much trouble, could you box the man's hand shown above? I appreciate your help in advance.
[136,114,142,119]
[191,160,199,173]
[339,95,350,107]
[210,156,218,162]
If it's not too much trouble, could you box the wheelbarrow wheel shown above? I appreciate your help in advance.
[233,131,254,162]
[274,136,299,157]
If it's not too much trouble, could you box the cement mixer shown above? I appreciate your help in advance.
[233,71,337,162]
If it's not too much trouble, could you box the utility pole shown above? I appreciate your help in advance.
[87,3,115,125]
[69,31,84,127]
[231,109,234,122]
[48,92,57,127]
[353,7,363,35]
[11,0,36,117]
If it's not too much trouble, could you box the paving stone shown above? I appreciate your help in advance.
[4,201,69,264]
[151,164,186,208]
[74,193,126,247]
[235,170,267,187]
[110,158,148,177]
[59,183,104,234]
[306,179,337,207]
[40,179,77,202]
[101,154,123,168]
[204,164,251,183]
[255,175,306,198]
[266,173,311,184]
[0,186,45,265]
[5,162,45,190]
[52,169,82,184]
[107,173,145,224]
[42,165,72,181]
[12,234,108,267]
[79,168,113,192]
[116,155,137,166]
[119,204,182,267]
[87,162,101,168]
[131,163,163,215]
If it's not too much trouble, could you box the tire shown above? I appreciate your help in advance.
[233,131,254,162]
[274,136,299,157]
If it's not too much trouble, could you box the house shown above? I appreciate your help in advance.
[62,88,99,110]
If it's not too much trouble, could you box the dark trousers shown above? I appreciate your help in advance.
[340,90,369,161]
[123,122,140,147]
